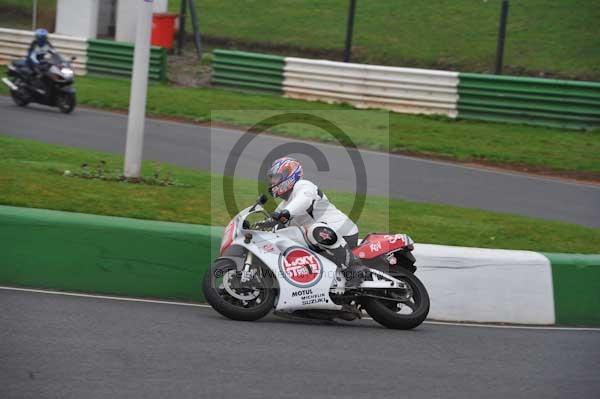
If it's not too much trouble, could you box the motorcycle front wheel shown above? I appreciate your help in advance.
[9,79,29,107]
[363,270,430,330]
[203,258,276,321]
[57,91,76,114]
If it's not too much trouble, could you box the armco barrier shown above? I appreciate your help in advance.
[458,73,600,130]
[211,49,600,129]
[0,28,87,75]
[1,205,598,326]
[0,206,221,301]
[212,50,285,93]
[87,39,167,81]
[284,58,459,117]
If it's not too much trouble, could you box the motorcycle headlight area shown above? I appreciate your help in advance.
[60,68,74,79]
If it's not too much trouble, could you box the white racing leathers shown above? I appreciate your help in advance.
[275,180,359,268]
[276,180,357,236]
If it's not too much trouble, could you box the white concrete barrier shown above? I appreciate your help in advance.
[283,57,459,117]
[0,28,87,75]
[414,244,555,324]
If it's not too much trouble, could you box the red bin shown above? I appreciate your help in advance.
[151,13,178,49]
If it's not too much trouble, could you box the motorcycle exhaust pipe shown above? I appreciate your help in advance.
[1,77,18,91]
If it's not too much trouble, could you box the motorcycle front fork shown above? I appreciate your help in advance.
[240,252,256,283]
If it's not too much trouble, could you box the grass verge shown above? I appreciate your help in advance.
[170,0,600,80]
[1,134,598,254]
[2,72,597,175]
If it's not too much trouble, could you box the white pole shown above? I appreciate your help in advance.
[124,0,154,178]
[32,0,38,29]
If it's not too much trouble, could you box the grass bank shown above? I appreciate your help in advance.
[170,0,600,80]
[1,134,598,254]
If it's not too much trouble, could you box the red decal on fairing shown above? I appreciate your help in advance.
[279,247,323,288]
[352,234,407,259]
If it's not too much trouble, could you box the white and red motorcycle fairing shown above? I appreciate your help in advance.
[203,196,430,329]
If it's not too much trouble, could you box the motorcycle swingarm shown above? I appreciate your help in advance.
[359,292,411,302]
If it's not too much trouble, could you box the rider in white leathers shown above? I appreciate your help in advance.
[267,157,367,287]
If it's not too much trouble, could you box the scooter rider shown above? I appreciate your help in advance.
[267,157,367,288]
[27,29,54,75]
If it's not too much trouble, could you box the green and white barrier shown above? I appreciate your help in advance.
[0,27,88,75]
[415,245,600,325]
[87,39,167,82]
[1,205,598,326]
[211,49,600,130]
[212,50,285,93]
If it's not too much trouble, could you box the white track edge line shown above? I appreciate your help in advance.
[2,286,599,332]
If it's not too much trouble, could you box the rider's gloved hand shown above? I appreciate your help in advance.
[271,209,291,224]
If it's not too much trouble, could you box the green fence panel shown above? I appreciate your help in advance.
[87,39,168,82]
[458,73,600,130]
[0,206,222,301]
[543,253,600,326]
[212,49,285,93]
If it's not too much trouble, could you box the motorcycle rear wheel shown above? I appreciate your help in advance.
[203,258,276,321]
[363,270,430,330]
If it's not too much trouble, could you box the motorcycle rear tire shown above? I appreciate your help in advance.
[203,258,276,321]
[363,270,430,330]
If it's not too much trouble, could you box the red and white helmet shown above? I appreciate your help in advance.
[267,157,303,198]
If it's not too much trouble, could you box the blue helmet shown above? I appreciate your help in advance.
[34,28,48,45]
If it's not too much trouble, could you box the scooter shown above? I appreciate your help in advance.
[203,195,430,329]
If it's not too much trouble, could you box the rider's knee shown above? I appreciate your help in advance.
[306,223,342,249]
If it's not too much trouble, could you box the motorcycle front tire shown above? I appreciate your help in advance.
[57,91,76,114]
[203,258,276,321]
[9,80,29,107]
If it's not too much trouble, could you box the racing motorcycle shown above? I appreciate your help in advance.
[2,51,76,113]
[203,195,430,329]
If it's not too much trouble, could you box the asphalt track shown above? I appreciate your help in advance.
[1,97,599,227]
[1,288,599,399]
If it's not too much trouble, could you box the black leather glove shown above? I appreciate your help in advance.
[254,219,277,230]
[271,209,291,224]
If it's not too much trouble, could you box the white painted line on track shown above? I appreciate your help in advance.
[2,285,599,332]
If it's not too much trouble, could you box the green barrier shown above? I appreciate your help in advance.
[458,73,600,130]
[0,206,221,301]
[3,205,599,326]
[212,49,285,93]
[87,39,168,82]
[544,253,600,326]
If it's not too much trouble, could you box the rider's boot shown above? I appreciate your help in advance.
[330,245,368,289]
